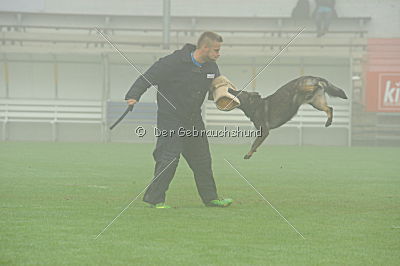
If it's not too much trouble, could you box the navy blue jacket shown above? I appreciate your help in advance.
[125,43,220,125]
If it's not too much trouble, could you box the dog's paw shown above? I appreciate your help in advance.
[325,120,332,127]
[243,154,251,160]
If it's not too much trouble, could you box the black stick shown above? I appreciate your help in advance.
[109,105,134,130]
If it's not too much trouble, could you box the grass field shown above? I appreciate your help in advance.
[1,142,399,265]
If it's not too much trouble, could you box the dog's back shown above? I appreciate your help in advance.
[265,77,312,128]
[265,76,347,129]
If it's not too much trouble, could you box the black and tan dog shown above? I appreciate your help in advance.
[226,76,348,159]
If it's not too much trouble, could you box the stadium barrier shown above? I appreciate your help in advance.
[107,101,157,126]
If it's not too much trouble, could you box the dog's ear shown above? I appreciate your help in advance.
[248,92,262,104]
[227,88,240,96]
[248,92,261,97]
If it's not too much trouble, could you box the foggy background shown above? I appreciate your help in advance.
[1,0,399,146]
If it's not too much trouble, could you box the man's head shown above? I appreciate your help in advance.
[196,31,223,63]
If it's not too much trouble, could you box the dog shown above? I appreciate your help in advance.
[226,76,348,159]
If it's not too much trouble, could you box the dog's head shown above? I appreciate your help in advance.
[228,89,263,119]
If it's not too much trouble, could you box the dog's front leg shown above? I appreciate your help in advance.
[244,123,270,159]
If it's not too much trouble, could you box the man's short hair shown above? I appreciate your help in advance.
[197,32,223,48]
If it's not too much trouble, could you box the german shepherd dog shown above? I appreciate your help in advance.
[227,76,348,159]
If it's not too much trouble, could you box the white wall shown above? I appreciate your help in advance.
[0,62,7,98]
[0,54,350,101]
[8,61,54,98]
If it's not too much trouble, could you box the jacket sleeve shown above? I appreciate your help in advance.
[207,65,221,101]
[125,58,168,101]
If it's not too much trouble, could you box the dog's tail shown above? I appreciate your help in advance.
[319,78,348,99]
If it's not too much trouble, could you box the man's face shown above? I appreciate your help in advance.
[202,41,221,62]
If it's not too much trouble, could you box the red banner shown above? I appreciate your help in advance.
[365,39,400,112]
[366,72,400,112]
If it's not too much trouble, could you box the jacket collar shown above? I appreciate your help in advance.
[180,43,197,62]
[180,43,214,69]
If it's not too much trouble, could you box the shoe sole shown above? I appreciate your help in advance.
[205,202,233,207]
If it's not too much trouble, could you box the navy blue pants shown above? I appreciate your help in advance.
[143,119,218,205]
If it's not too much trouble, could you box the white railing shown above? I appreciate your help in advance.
[0,99,104,141]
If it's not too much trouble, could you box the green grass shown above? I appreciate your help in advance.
[1,142,399,265]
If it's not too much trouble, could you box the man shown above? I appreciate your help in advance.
[291,0,310,20]
[313,0,337,37]
[125,32,233,209]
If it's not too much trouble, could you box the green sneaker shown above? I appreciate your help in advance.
[205,198,233,207]
[150,203,172,209]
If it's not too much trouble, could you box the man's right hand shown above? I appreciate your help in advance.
[127,99,137,106]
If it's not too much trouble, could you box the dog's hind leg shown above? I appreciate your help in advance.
[309,92,333,127]
[244,123,269,159]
